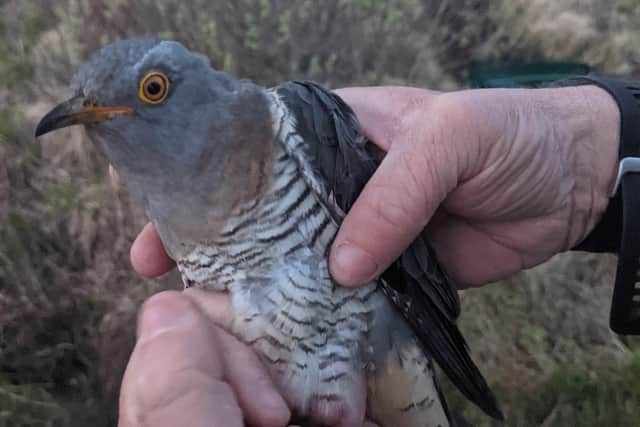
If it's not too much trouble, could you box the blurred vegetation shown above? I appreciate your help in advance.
[0,0,639,426]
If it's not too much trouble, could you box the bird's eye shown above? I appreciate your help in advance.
[139,71,169,104]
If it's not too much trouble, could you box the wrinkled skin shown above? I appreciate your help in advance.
[119,85,619,427]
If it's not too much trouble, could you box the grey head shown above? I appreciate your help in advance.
[36,38,276,258]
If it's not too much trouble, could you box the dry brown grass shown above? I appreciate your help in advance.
[1,0,639,426]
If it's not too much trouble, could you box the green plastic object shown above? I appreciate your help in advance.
[469,61,591,88]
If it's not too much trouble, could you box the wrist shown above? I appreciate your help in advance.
[563,85,620,247]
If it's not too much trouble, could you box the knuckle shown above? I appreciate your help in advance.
[140,291,193,320]
[409,95,467,193]
[393,138,451,219]
[429,93,482,152]
[431,92,479,125]
[136,291,202,349]
[383,89,434,145]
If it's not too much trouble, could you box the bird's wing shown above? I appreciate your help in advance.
[274,80,377,215]
[275,80,504,420]
[382,236,503,420]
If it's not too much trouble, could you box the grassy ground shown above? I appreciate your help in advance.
[1,1,639,426]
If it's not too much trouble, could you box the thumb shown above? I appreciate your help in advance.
[119,291,289,427]
[329,120,457,287]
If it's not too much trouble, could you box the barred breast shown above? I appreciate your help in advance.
[175,93,450,427]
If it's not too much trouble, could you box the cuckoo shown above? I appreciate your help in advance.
[36,38,503,427]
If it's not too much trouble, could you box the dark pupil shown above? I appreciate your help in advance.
[147,81,162,96]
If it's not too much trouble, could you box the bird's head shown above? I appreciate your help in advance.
[36,38,275,256]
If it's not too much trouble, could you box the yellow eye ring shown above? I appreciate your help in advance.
[139,71,170,104]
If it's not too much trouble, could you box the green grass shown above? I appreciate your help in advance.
[524,351,640,427]
[443,349,640,427]
[0,378,67,427]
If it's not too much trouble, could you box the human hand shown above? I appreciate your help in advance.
[129,85,620,289]
[118,290,291,427]
[118,287,379,427]
[328,85,620,287]
[122,85,620,426]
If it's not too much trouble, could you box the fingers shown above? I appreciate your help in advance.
[119,291,241,427]
[330,89,457,287]
[130,223,176,277]
[111,165,175,278]
[112,162,174,277]
[217,326,291,427]
[334,86,440,151]
[426,215,525,288]
[183,288,234,329]
[181,288,291,427]
[119,291,290,427]
[330,146,449,286]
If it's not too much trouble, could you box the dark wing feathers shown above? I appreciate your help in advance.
[395,236,503,420]
[277,81,376,212]
[400,232,460,319]
[276,81,504,421]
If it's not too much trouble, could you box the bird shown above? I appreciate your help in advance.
[36,38,503,427]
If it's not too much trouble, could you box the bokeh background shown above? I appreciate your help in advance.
[1,1,639,426]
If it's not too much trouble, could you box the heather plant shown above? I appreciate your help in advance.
[1,0,639,425]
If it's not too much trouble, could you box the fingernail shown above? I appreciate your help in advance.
[331,242,378,286]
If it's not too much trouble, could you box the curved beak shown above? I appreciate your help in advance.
[35,96,133,137]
